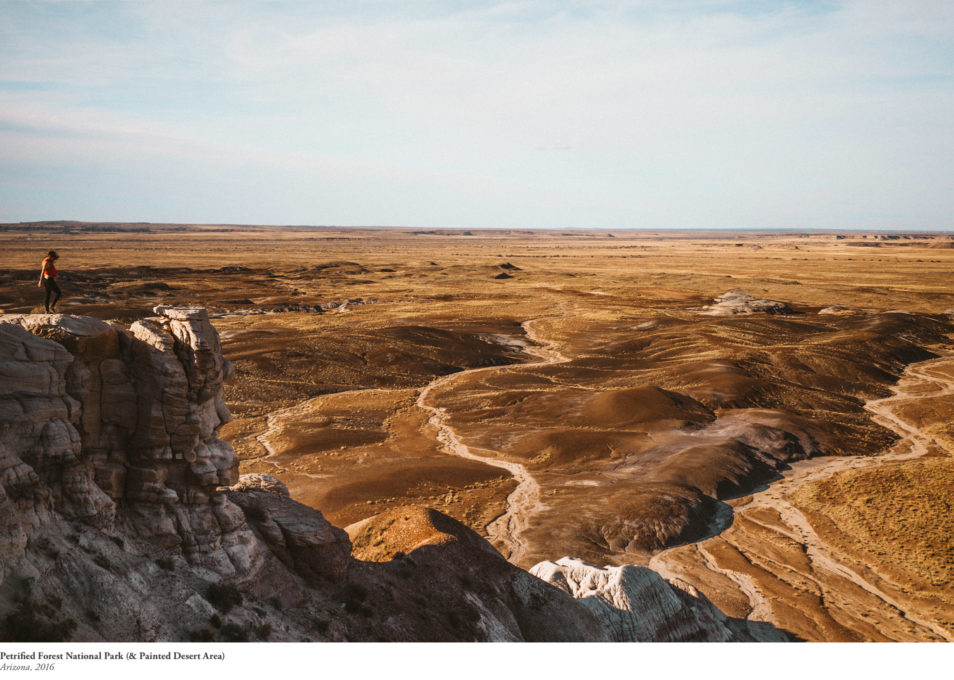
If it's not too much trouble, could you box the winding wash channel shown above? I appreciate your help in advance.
[419,317,954,640]
[416,316,569,564]
[650,351,954,641]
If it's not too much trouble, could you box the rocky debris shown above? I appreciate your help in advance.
[498,262,521,271]
[531,557,782,641]
[702,292,793,315]
[494,272,513,280]
[213,304,324,317]
[272,304,323,313]
[231,473,289,496]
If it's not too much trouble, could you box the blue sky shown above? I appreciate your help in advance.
[1,0,952,229]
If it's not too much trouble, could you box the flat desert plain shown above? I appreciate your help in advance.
[2,224,953,641]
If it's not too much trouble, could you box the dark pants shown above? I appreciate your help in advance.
[43,277,61,312]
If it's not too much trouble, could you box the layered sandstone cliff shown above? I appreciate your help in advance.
[0,309,772,642]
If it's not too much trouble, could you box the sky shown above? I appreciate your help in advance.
[0,0,952,229]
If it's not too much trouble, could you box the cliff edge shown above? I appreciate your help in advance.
[0,308,775,641]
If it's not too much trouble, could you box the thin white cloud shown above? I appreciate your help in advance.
[0,1,952,227]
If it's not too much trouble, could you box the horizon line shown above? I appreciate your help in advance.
[2,220,953,235]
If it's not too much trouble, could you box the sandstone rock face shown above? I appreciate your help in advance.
[227,490,350,582]
[0,309,252,576]
[530,557,788,641]
[0,319,113,533]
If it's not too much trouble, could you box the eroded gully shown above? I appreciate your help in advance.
[650,352,954,641]
[249,314,568,563]
[250,314,954,640]
[415,316,569,564]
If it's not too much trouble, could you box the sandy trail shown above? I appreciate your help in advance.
[416,316,569,563]
[652,351,954,641]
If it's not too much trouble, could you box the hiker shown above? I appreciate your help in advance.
[37,250,61,313]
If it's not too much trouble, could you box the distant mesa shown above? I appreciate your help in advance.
[702,292,793,315]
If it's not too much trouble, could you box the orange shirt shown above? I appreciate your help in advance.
[42,257,57,278]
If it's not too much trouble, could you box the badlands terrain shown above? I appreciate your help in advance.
[1,222,953,641]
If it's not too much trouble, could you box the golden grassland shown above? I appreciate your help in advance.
[793,456,954,593]
[2,224,953,639]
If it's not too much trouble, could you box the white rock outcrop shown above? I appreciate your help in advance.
[702,292,793,316]
[530,557,786,641]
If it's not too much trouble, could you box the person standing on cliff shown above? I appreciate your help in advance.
[37,250,61,313]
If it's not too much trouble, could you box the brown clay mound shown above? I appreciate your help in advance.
[580,483,718,552]
[677,361,763,408]
[347,505,498,562]
[579,386,714,429]
[649,440,780,497]
[508,429,651,470]
[306,261,370,274]
[224,322,530,417]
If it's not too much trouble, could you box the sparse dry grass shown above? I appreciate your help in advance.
[4,224,954,639]
[792,458,954,592]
